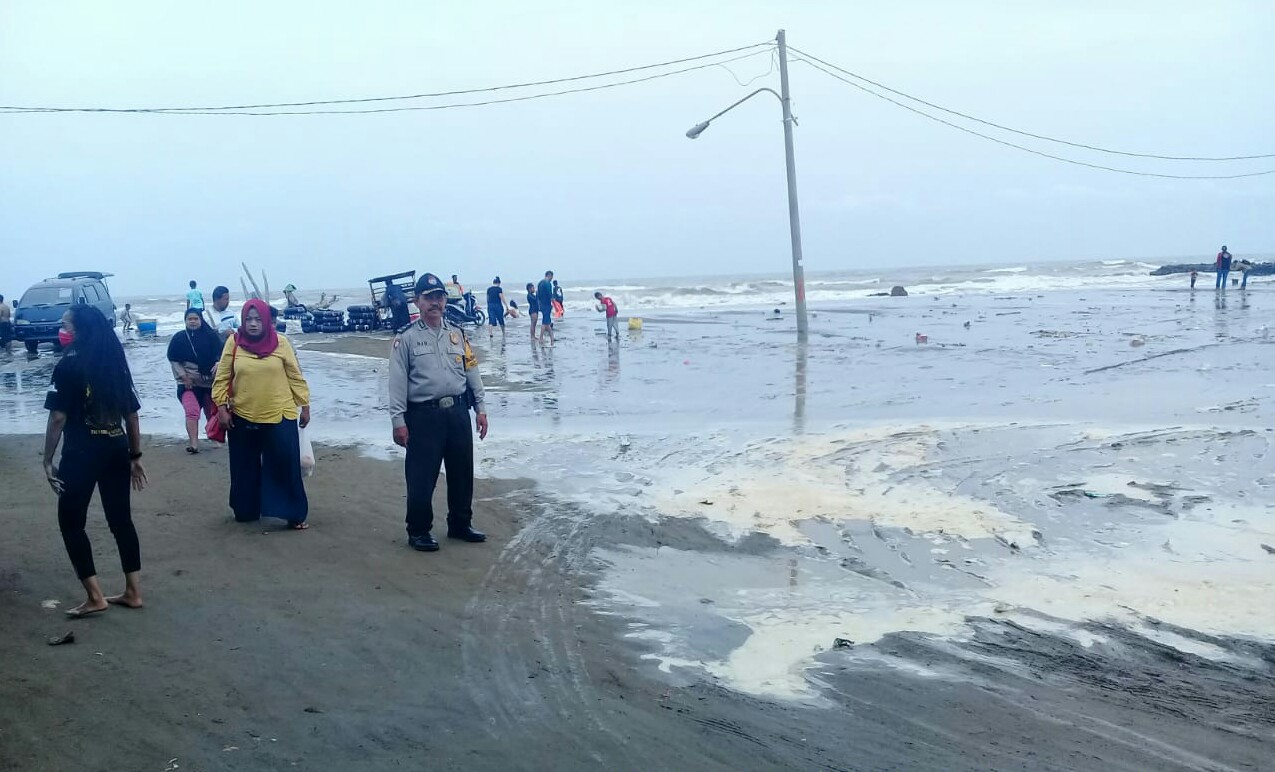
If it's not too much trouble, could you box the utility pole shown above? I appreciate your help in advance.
[776,29,809,336]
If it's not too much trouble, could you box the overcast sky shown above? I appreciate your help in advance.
[2,1,1271,296]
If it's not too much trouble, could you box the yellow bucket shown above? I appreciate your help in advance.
[627,317,643,330]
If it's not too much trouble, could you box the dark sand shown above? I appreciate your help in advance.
[4,434,1274,771]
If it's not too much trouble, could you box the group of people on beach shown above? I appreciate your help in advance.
[458,271,621,345]
[1190,245,1257,290]
[38,266,624,617]
[44,278,311,617]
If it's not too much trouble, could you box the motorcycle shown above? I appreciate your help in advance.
[444,292,486,327]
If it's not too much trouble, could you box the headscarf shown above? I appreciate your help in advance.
[167,308,222,375]
[235,298,280,358]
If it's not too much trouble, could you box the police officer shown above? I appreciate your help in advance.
[389,272,489,551]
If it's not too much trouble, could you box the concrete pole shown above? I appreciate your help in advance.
[776,29,809,336]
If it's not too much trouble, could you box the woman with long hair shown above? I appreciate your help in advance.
[42,305,148,617]
[212,299,312,529]
[167,307,222,453]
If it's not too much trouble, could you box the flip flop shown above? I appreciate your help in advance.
[186,447,200,455]
[288,521,309,530]
[65,605,107,619]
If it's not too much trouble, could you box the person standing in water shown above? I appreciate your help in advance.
[42,305,148,617]
[537,271,556,346]
[594,291,620,342]
[552,280,565,319]
[186,280,205,310]
[1216,246,1233,290]
[486,277,507,339]
[0,294,13,352]
[1190,271,1198,289]
[1239,259,1254,290]
[525,282,540,341]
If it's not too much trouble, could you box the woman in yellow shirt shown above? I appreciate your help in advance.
[212,299,312,529]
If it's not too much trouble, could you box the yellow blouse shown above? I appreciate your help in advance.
[211,335,310,424]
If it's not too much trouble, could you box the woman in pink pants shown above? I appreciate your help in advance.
[167,307,222,453]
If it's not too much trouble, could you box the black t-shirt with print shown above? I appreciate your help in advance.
[43,354,140,451]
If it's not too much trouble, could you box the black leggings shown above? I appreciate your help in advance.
[58,446,139,580]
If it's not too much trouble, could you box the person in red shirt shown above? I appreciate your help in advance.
[594,291,620,342]
[1216,245,1233,290]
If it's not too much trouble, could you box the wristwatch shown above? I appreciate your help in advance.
[129,451,144,460]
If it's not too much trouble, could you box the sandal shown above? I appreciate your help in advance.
[186,447,200,455]
[288,521,309,530]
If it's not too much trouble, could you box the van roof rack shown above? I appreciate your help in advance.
[56,271,113,280]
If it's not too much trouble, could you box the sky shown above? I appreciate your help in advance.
[1,1,1272,296]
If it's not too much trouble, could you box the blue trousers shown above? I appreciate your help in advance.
[1216,268,1230,288]
[228,417,308,523]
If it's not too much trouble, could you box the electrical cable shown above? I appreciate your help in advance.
[0,41,773,114]
[789,46,1274,162]
[793,56,1275,180]
[10,49,773,116]
[716,49,777,89]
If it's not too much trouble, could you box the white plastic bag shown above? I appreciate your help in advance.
[298,426,316,478]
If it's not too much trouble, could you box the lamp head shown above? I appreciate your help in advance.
[685,121,710,139]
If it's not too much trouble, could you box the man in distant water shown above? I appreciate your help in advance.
[1215,245,1233,290]
[525,282,540,341]
[536,271,556,347]
[0,295,12,352]
[594,291,620,342]
[1190,271,1198,289]
[486,277,507,340]
[186,280,205,310]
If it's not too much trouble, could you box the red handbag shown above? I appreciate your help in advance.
[205,345,236,443]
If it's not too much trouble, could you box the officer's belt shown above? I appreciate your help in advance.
[407,394,467,410]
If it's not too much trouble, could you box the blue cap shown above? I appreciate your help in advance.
[414,273,446,296]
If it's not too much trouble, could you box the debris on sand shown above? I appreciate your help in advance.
[46,632,74,646]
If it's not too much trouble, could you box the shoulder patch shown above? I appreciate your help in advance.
[395,322,414,335]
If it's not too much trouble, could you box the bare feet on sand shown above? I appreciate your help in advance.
[65,599,109,618]
[106,592,144,609]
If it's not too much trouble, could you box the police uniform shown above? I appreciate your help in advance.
[389,273,488,550]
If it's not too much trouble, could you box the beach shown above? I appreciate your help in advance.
[3,276,1275,770]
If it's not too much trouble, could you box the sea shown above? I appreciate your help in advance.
[112,257,1239,334]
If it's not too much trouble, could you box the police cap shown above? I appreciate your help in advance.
[414,273,447,297]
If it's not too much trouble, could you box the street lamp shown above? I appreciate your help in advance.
[686,29,808,336]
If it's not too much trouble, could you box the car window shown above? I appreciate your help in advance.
[93,282,110,302]
[19,286,73,306]
[81,284,97,303]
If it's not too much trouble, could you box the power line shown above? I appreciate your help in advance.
[789,46,1275,163]
[792,55,1275,180]
[4,49,774,117]
[0,41,773,114]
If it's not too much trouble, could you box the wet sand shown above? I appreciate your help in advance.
[4,288,1275,770]
[3,436,1272,771]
